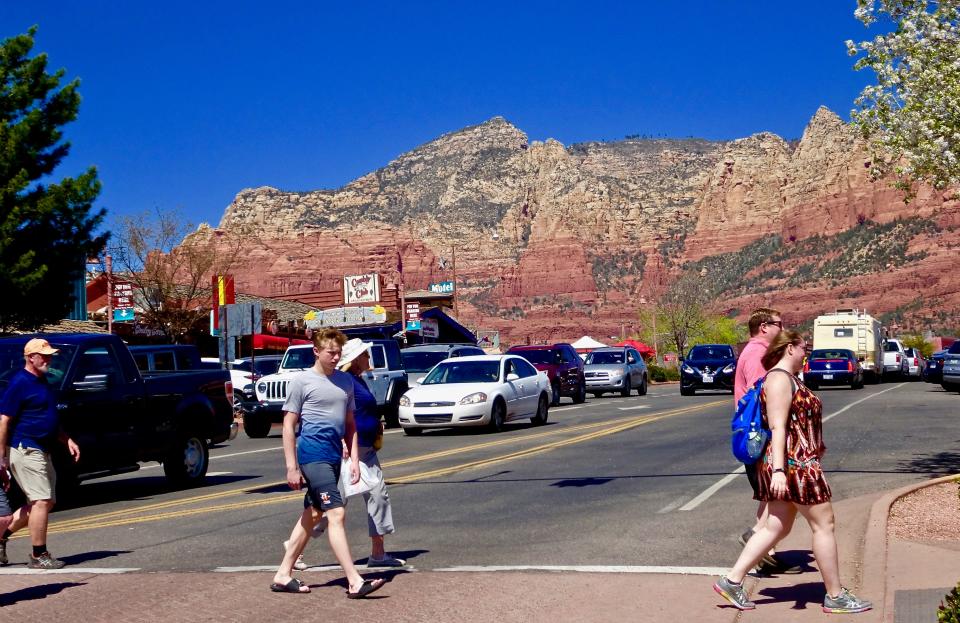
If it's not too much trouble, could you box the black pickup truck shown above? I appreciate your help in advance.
[0,333,237,496]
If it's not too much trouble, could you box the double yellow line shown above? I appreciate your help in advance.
[37,399,725,536]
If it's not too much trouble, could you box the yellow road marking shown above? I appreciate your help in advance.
[34,399,725,536]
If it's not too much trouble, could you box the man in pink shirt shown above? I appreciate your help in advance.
[735,308,799,574]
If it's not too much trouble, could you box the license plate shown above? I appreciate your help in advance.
[702,374,714,383]
[822,374,834,380]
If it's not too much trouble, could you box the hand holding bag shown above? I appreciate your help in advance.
[339,457,381,498]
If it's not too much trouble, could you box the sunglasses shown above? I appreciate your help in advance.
[764,320,784,329]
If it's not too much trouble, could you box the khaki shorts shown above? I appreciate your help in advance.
[9,445,56,503]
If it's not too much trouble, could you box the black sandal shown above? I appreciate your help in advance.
[270,578,310,593]
[346,578,386,599]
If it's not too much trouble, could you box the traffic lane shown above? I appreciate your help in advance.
[21,394,683,570]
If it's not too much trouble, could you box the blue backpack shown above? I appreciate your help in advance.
[731,376,770,464]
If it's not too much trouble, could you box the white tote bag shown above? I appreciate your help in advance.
[339,458,380,498]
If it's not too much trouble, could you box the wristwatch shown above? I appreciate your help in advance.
[772,467,786,474]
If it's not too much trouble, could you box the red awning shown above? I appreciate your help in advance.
[252,334,311,349]
[615,339,656,357]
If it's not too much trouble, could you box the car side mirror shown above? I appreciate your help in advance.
[506,372,520,381]
[73,374,109,392]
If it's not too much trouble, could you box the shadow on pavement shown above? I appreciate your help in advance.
[551,477,615,488]
[897,450,960,477]
[55,473,260,511]
[0,582,86,607]
[58,549,132,565]
[754,580,826,609]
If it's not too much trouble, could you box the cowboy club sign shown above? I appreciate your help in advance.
[343,273,380,305]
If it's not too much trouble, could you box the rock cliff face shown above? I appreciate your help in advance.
[214,111,960,345]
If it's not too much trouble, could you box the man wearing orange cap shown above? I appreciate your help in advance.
[0,338,80,569]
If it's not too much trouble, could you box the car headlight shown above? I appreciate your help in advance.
[722,363,735,374]
[459,392,488,405]
[610,367,626,377]
[256,382,266,394]
[682,365,695,374]
[398,394,411,407]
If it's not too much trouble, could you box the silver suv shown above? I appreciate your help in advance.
[583,347,648,397]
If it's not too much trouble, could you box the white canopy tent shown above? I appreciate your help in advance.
[571,335,607,350]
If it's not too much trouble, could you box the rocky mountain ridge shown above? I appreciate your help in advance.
[214,109,960,344]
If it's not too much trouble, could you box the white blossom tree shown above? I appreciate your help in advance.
[847,0,960,195]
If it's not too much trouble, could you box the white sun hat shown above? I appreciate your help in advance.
[339,337,372,368]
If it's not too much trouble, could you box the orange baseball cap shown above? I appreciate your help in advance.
[24,338,59,356]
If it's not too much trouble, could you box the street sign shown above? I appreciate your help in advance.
[211,275,235,331]
[303,306,387,329]
[421,317,439,338]
[218,302,263,337]
[113,308,134,322]
[428,280,455,294]
[406,320,421,331]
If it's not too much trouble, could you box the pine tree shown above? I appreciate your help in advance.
[0,27,107,332]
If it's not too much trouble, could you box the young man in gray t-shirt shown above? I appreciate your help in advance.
[271,328,386,598]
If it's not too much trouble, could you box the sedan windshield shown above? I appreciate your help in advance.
[401,351,449,373]
[585,351,624,365]
[0,343,76,391]
[688,346,733,360]
[422,361,500,384]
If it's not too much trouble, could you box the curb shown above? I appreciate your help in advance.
[861,473,960,622]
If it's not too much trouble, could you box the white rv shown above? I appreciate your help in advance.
[812,309,884,382]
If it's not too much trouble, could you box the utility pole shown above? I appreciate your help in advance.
[106,254,113,334]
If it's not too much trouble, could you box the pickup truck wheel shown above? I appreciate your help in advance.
[164,434,209,486]
[52,454,80,505]
[384,391,402,428]
[243,413,271,438]
[550,382,561,407]
[531,394,549,426]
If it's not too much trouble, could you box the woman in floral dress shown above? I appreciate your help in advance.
[713,330,872,614]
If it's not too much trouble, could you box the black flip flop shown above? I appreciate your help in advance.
[346,578,385,599]
[270,578,310,593]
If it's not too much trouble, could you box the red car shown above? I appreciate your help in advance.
[506,343,587,405]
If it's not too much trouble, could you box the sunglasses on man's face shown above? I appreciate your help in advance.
[765,320,783,329]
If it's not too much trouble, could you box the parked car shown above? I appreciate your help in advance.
[0,333,236,498]
[129,344,205,372]
[506,343,586,405]
[882,339,908,378]
[923,350,946,384]
[680,344,736,395]
[940,341,960,392]
[401,344,485,387]
[230,356,283,409]
[250,339,408,437]
[397,355,550,435]
[803,348,864,390]
[583,346,648,397]
[812,309,884,382]
[902,347,925,380]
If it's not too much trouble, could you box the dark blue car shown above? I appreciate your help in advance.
[923,350,945,384]
[803,349,864,390]
[680,344,736,395]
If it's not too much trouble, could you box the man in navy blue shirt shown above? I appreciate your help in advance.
[0,338,80,569]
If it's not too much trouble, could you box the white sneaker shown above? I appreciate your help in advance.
[311,516,328,538]
[283,540,309,571]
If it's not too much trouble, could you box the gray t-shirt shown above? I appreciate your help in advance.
[282,368,355,465]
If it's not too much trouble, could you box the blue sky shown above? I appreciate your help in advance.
[2,2,876,230]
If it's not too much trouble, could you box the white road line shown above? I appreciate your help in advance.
[435,565,729,576]
[214,563,411,573]
[0,567,140,575]
[657,496,691,514]
[552,406,585,412]
[677,383,906,512]
[206,471,233,477]
[617,405,650,411]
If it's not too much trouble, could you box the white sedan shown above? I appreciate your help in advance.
[398,355,551,435]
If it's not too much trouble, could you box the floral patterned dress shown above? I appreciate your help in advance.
[753,369,832,505]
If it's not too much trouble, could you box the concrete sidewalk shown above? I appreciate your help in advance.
[0,476,956,622]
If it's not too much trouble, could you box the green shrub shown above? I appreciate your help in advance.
[939,579,960,622]
[648,364,680,382]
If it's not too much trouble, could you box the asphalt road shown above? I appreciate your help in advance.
[2,380,956,575]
